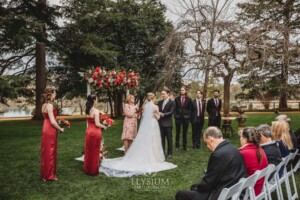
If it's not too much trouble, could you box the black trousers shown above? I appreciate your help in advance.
[191,120,203,148]
[175,119,189,149]
[160,126,173,156]
[208,115,221,128]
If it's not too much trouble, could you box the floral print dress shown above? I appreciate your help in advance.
[121,103,138,140]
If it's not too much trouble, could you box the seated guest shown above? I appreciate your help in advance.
[275,114,297,152]
[272,121,294,158]
[176,127,246,200]
[257,124,282,166]
[239,127,268,196]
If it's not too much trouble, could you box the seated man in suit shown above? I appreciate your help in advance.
[257,124,282,166]
[175,127,246,200]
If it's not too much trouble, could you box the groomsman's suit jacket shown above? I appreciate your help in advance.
[174,96,193,123]
[206,98,222,127]
[158,99,175,127]
[190,140,246,200]
[191,98,206,125]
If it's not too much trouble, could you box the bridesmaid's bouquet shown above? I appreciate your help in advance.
[100,115,115,127]
[57,118,71,134]
[57,118,71,128]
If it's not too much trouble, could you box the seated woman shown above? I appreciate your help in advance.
[239,127,268,196]
[272,120,294,158]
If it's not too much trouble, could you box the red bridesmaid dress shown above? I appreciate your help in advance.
[84,115,102,176]
[41,109,58,181]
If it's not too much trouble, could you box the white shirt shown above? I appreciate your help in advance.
[162,98,169,110]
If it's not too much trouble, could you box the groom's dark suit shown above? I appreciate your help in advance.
[158,98,175,156]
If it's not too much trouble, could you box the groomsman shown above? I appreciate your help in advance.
[191,90,205,149]
[174,86,193,151]
[158,87,175,159]
[206,90,222,128]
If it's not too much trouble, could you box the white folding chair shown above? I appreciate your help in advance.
[286,149,299,200]
[240,170,260,200]
[217,178,246,200]
[275,154,293,200]
[293,152,300,173]
[265,161,284,200]
[252,164,275,200]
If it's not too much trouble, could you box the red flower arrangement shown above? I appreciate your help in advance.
[100,115,115,127]
[57,118,71,134]
[57,118,71,128]
[85,66,140,90]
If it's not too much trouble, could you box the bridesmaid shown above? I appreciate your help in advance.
[41,87,64,181]
[84,94,107,176]
[122,94,138,153]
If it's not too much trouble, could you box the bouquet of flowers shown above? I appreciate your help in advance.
[100,115,115,127]
[57,118,71,134]
[84,66,140,91]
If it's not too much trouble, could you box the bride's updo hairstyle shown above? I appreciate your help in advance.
[147,93,155,101]
[85,94,97,115]
[41,87,56,104]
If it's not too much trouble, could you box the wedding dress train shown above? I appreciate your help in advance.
[99,101,177,177]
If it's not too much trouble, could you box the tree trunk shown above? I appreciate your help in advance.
[279,35,289,109]
[32,0,47,120]
[279,3,290,109]
[115,92,123,118]
[223,74,233,115]
[32,40,46,120]
[107,90,114,117]
[203,67,210,100]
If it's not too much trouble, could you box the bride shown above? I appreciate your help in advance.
[100,93,177,177]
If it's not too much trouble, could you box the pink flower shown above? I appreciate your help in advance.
[95,67,101,72]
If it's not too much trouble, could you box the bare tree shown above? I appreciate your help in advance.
[171,0,249,114]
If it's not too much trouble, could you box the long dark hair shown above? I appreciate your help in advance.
[178,86,188,97]
[242,127,263,164]
[85,94,97,115]
[41,87,56,104]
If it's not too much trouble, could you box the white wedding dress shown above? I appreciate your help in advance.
[99,101,177,177]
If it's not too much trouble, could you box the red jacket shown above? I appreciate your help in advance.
[239,143,268,196]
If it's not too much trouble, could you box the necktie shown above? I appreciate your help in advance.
[215,99,218,116]
[198,100,201,116]
[181,97,185,107]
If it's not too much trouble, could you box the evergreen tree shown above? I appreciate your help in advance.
[237,0,300,109]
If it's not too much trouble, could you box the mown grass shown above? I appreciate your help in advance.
[0,113,299,200]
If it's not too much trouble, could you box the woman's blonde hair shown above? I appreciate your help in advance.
[125,94,134,104]
[41,87,56,104]
[147,93,155,101]
[272,121,293,150]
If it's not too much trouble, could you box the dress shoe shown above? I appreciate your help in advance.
[167,154,172,159]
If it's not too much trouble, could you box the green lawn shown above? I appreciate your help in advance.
[0,113,299,200]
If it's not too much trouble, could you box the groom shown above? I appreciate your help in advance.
[158,87,175,159]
